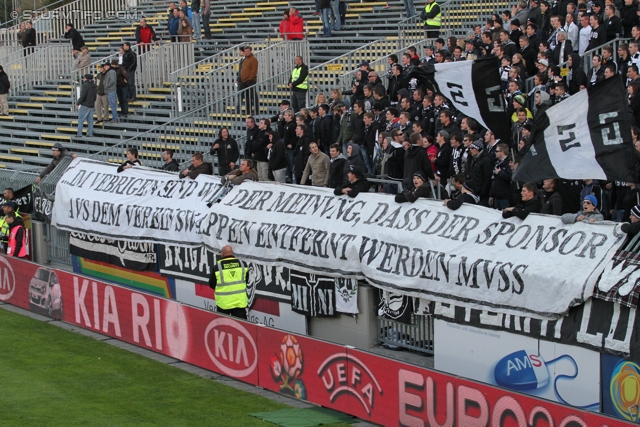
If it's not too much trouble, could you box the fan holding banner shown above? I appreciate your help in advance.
[408,56,511,144]
[514,77,636,183]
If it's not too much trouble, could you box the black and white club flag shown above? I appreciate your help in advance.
[514,77,635,183]
[409,57,510,143]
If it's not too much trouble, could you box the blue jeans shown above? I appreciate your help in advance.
[330,0,341,31]
[192,12,201,38]
[77,105,94,136]
[493,198,510,210]
[107,92,118,121]
[359,145,373,175]
[285,148,295,180]
[402,0,415,17]
[320,8,331,36]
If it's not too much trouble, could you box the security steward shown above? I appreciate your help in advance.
[6,212,26,258]
[420,0,441,39]
[209,245,249,319]
[0,201,21,251]
[288,55,309,113]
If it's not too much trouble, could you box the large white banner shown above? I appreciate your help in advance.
[199,182,625,319]
[52,158,223,246]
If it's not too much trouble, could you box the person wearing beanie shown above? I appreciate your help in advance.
[36,143,77,184]
[334,165,370,198]
[561,195,604,224]
[64,23,85,51]
[73,45,91,74]
[76,73,97,138]
[444,175,480,210]
[467,139,493,206]
[396,171,433,203]
[102,62,118,123]
[621,205,640,237]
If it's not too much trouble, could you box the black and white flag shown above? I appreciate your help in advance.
[514,77,635,182]
[409,57,510,143]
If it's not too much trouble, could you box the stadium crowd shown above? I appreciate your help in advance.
[45,0,640,230]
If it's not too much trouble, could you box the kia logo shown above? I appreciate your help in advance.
[204,317,257,378]
[0,257,16,301]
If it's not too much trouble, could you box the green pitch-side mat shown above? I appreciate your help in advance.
[249,407,356,427]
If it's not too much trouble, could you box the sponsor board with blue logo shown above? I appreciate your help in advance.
[434,319,601,411]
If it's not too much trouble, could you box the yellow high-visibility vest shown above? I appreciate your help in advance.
[291,66,308,90]
[424,2,441,27]
[214,258,248,310]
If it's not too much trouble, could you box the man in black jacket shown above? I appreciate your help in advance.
[267,131,288,182]
[362,112,380,174]
[492,143,512,209]
[161,149,180,172]
[403,132,435,189]
[24,22,36,54]
[181,152,213,179]
[540,178,563,215]
[64,23,85,51]
[503,182,542,219]
[334,166,369,197]
[433,130,451,182]
[467,140,493,207]
[328,143,347,188]
[252,118,271,181]
[210,128,239,176]
[587,13,606,51]
[293,124,312,184]
[111,59,129,118]
[76,74,97,137]
[444,176,479,210]
[245,116,259,159]
[318,104,333,153]
[122,42,137,102]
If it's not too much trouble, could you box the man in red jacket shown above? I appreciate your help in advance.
[289,8,304,40]
[135,19,158,53]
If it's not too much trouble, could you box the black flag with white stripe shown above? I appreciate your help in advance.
[409,57,510,143]
[514,77,635,183]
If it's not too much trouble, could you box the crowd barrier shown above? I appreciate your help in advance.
[0,254,624,427]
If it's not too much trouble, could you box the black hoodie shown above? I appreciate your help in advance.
[210,128,239,167]
[567,52,587,95]
[268,131,288,171]
[403,145,434,189]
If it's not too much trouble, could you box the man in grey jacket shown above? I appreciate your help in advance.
[102,62,118,123]
[76,74,97,137]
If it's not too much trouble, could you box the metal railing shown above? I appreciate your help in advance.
[0,0,130,47]
[3,44,71,95]
[70,50,123,83]
[337,39,432,91]
[137,42,194,92]
[169,41,265,89]
[397,15,453,46]
[377,313,434,354]
[172,40,309,114]
[441,0,515,38]
[88,68,293,170]
[308,39,406,97]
